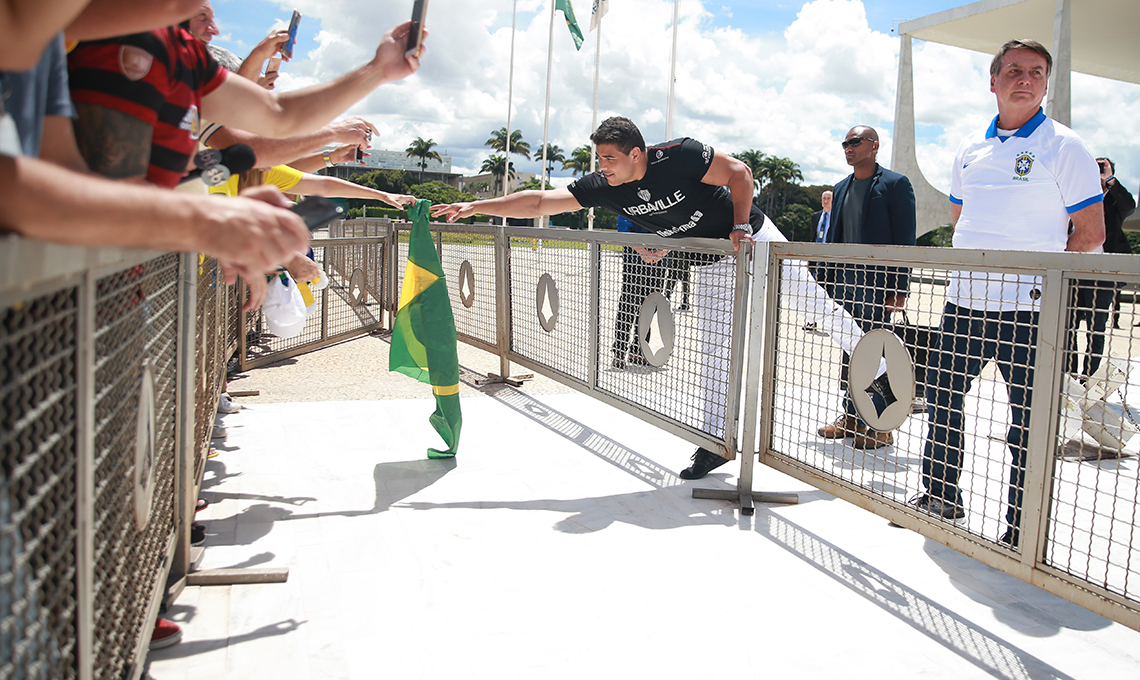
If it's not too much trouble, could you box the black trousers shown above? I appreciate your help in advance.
[614,247,665,357]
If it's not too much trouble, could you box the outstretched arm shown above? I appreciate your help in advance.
[430,187,583,222]
[201,22,422,140]
[291,174,414,209]
[64,0,201,43]
[206,117,378,170]
[0,0,88,68]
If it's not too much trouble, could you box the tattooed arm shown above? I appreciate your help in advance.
[72,103,152,181]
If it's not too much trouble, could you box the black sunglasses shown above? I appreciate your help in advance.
[841,137,875,149]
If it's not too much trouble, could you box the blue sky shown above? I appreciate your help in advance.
[205,1,1140,194]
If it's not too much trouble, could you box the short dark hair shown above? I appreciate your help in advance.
[990,39,1052,77]
[590,117,646,155]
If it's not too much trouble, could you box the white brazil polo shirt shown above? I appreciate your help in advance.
[947,108,1102,311]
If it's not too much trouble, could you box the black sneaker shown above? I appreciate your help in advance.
[998,527,1020,548]
[679,447,729,480]
[910,493,965,520]
[190,522,206,546]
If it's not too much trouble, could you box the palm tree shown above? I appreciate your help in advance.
[563,144,593,176]
[485,127,531,161]
[758,155,803,216]
[480,155,515,196]
[539,143,565,176]
[405,137,442,183]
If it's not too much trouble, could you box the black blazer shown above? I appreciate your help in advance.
[827,164,916,296]
[1103,181,1136,254]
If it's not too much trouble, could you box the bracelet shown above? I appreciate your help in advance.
[731,223,751,232]
[323,150,333,168]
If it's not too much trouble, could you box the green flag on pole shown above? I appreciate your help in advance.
[389,199,462,458]
[556,0,584,50]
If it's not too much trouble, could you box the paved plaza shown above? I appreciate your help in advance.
[145,334,1140,680]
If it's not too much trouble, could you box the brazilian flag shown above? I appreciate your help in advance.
[389,199,462,458]
[556,0,584,50]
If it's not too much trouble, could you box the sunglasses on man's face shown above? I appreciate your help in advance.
[841,137,875,149]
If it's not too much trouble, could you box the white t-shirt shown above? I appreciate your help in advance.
[948,109,1102,311]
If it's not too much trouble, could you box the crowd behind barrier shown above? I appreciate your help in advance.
[2,218,1140,678]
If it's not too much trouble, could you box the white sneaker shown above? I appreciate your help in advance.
[211,424,227,440]
[217,394,241,414]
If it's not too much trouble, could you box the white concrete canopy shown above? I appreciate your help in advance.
[900,0,1140,86]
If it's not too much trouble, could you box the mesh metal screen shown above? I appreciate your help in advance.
[596,246,740,438]
[508,235,594,384]
[764,248,1140,615]
[1,285,79,680]
[437,227,497,350]
[91,254,181,675]
[1049,274,1140,601]
[242,239,386,368]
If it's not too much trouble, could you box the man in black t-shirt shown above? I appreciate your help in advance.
[433,117,877,480]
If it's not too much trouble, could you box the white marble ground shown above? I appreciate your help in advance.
[147,389,1140,680]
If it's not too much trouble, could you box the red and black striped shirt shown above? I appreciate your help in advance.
[68,27,227,188]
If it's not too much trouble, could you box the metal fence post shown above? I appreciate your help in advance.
[76,269,96,680]
[170,253,198,586]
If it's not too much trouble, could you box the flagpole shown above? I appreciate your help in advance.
[538,2,558,229]
[502,0,518,228]
[588,6,602,230]
[666,0,679,139]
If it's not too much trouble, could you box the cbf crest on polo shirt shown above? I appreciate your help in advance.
[1013,151,1034,180]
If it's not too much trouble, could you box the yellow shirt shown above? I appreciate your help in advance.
[209,164,305,197]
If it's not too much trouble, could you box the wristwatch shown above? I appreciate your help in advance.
[323,150,334,168]
[731,223,751,232]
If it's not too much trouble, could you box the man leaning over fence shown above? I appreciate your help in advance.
[914,39,1104,549]
[432,116,886,481]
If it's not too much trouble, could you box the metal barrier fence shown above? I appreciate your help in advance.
[753,241,1140,631]
[0,239,237,680]
[395,222,752,459]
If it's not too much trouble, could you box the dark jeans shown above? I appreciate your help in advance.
[614,247,665,357]
[664,256,691,306]
[922,303,1038,530]
[1067,280,1117,377]
[834,282,889,424]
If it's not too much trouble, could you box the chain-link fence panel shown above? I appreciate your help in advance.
[91,254,180,676]
[1,284,80,680]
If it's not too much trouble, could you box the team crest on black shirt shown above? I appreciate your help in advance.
[637,188,651,202]
[1014,152,1034,177]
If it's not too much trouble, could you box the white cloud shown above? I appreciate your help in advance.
[255,0,1140,195]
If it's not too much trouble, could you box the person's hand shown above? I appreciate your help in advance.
[256,71,280,90]
[885,293,906,313]
[204,185,309,283]
[730,228,753,252]
[633,247,667,264]
[327,117,379,148]
[248,30,290,63]
[373,21,426,83]
[242,272,270,312]
[328,143,363,165]
[285,252,321,284]
[382,192,416,209]
[430,202,475,222]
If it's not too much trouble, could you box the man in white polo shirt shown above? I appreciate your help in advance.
[914,39,1104,548]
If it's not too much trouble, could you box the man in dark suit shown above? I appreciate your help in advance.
[817,125,916,449]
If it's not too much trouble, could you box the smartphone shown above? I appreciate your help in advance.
[281,10,301,60]
[265,56,282,77]
[1098,160,1108,173]
[354,147,365,163]
[406,0,428,58]
[291,196,344,231]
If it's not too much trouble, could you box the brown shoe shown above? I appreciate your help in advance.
[818,415,860,439]
[852,429,893,449]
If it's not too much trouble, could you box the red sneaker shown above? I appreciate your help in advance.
[149,618,182,650]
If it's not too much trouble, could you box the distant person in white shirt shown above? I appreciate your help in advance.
[912,39,1104,549]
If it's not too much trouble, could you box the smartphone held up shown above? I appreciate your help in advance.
[406,0,428,58]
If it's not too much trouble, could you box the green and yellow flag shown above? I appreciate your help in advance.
[556,0,584,50]
[389,199,462,458]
